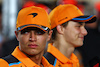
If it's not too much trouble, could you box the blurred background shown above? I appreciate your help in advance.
[0,0,100,67]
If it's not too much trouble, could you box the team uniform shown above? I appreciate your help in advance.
[0,46,53,67]
[44,43,80,67]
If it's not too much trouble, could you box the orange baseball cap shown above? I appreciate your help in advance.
[49,4,96,29]
[16,6,51,32]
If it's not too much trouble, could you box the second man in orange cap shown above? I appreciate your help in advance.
[44,4,96,67]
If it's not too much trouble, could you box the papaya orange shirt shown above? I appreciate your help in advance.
[45,43,80,67]
[0,46,54,67]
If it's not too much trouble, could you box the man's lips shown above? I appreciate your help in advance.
[79,37,84,40]
[28,44,38,48]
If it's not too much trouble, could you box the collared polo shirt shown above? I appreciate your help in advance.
[44,43,80,67]
[0,46,54,67]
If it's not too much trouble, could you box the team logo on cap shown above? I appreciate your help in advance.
[58,17,67,22]
[29,13,38,18]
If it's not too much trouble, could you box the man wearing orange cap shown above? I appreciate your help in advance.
[44,4,96,67]
[0,6,53,67]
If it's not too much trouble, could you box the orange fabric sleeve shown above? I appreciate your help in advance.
[0,59,9,67]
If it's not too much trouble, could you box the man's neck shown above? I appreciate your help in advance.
[53,39,75,59]
[27,51,44,66]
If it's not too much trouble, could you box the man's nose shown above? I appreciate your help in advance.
[29,31,37,41]
[81,27,88,36]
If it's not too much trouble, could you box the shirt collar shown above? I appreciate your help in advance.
[12,46,52,67]
[47,43,79,63]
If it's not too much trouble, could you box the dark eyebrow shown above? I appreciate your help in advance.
[78,22,85,25]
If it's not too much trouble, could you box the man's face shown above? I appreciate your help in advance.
[62,21,87,47]
[15,27,51,56]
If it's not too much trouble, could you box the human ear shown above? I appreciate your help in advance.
[47,30,53,41]
[56,25,64,34]
[15,31,19,41]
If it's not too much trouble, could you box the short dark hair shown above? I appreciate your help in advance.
[50,21,69,42]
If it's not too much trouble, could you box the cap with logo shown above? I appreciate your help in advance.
[16,6,51,32]
[49,4,97,29]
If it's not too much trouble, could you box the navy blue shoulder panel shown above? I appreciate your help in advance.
[2,54,19,64]
[44,52,56,65]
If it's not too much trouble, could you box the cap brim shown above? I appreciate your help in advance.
[17,24,50,32]
[72,15,97,23]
